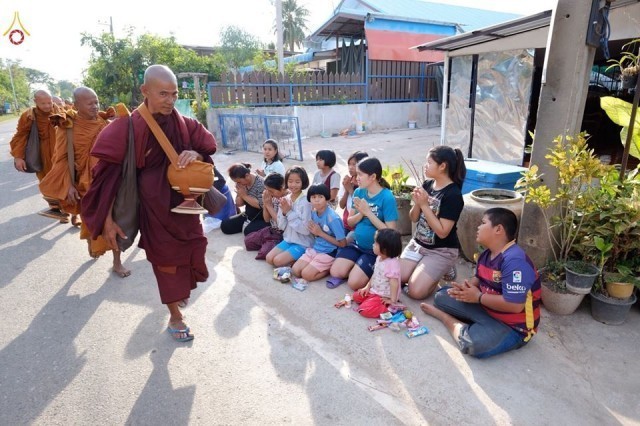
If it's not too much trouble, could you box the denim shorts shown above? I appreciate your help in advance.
[335,243,376,277]
[434,287,527,358]
[275,240,307,261]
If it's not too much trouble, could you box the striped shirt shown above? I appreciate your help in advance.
[476,241,541,341]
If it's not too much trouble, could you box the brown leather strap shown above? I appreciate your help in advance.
[136,103,180,167]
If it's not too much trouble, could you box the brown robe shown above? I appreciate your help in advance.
[39,113,109,256]
[9,107,57,181]
[82,106,217,304]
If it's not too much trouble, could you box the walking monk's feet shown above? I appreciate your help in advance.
[112,264,131,278]
[167,319,194,342]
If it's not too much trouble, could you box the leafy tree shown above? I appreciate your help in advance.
[82,31,227,108]
[219,26,261,70]
[0,60,31,110]
[273,0,309,52]
[55,80,77,101]
[24,68,56,93]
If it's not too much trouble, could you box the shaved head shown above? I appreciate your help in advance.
[144,65,177,85]
[73,86,99,120]
[73,86,97,103]
[33,89,52,100]
[33,90,53,114]
[52,96,64,107]
[141,64,178,115]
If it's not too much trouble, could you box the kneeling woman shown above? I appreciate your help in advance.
[221,163,269,235]
[329,157,398,290]
[400,146,466,299]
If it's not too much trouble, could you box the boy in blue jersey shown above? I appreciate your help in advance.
[292,184,347,282]
[420,208,541,358]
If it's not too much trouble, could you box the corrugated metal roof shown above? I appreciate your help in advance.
[414,10,552,52]
[361,0,522,32]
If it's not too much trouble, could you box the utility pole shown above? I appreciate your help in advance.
[275,0,284,75]
[518,0,597,267]
[7,61,19,113]
[98,16,114,36]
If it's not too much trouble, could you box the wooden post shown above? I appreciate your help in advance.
[518,0,597,267]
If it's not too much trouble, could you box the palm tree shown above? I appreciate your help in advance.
[273,0,309,52]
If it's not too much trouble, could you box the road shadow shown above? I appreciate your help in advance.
[0,261,101,424]
[213,250,253,339]
[125,345,196,425]
[0,216,68,289]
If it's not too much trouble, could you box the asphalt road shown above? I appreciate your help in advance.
[0,117,639,425]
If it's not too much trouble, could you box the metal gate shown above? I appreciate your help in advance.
[218,114,303,161]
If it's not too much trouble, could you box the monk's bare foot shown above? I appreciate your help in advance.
[70,214,81,227]
[420,302,439,317]
[177,298,189,308]
[112,264,131,278]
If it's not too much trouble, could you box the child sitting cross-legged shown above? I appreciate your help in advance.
[292,184,347,282]
[352,229,403,318]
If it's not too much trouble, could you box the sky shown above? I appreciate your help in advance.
[0,0,557,83]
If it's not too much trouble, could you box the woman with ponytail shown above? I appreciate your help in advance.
[328,157,398,290]
[400,146,466,299]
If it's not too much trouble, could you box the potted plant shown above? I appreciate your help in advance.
[539,260,586,315]
[574,167,640,324]
[603,264,640,299]
[382,162,419,236]
[515,132,604,310]
[606,38,639,89]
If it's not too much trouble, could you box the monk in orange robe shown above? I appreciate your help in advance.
[40,87,130,278]
[9,89,68,221]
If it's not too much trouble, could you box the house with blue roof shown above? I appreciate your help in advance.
[307,0,520,65]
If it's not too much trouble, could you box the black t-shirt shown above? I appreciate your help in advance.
[413,180,464,249]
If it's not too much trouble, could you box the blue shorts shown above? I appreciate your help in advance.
[275,240,307,261]
[335,243,376,277]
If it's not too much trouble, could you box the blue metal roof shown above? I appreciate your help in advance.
[339,0,521,33]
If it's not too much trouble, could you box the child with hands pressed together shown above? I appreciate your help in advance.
[265,167,314,267]
[256,139,285,177]
[339,151,369,233]
[329,157,398,290]
[400,146,466,300]
[292,184,347,282]
[352,229,403,318]
[420,208,541,359]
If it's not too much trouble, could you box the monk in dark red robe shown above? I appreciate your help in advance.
[9,89,68,220]
[82,65,216,342]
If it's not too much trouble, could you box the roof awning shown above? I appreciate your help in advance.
[413,10,552,52]
[311,11,366,39]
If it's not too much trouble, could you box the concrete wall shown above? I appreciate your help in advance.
[207,102,441,141]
